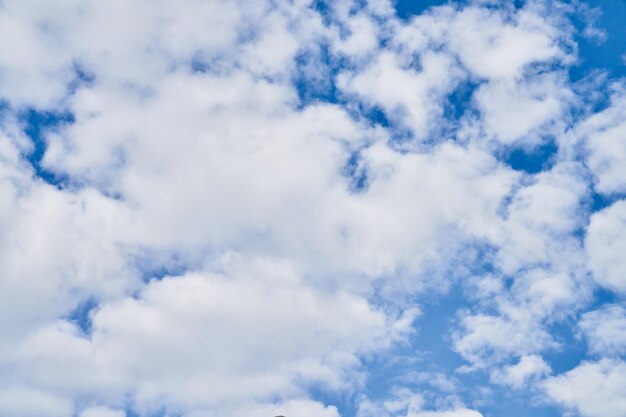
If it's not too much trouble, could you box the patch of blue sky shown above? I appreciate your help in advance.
[124,409,140,417]
[305,272,498,417]
[293,43,341,107]
[503,140,559,174]
[589,190,626,212]
[394,0,456,20]
[360,105,393,130]
[308,383,359,417]
[356,283,488,414]
[408,287,471,372]
[567,0,626,82]
[18,107,73,187]
[394,0,528,19]
[588,286,622,310]
[130,249,191,283]
[343,150,369,192]
[444,80,479,126]
[312,0,334,26]
[360,333,479,414]
[0,99,8,117]
[408,289,583,417]
[475,389,562,417]
[543,316,590,374]
[190,58,210,73]
[376,272,601,417]
[67,297,98,336]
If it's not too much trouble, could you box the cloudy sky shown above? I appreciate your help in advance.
[0,0,625,416]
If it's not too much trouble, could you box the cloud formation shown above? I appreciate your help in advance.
[0,0,624,416]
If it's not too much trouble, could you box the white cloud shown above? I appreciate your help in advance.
[473,74,570,145]
[0,0,324,107]
[453,163,591,368]
[229,399,340,417]
[1,3,529,411]
[586,200,626,293]
[357,389,481,417]
[442,5,567,80]
[579,85,626,195]
[332,12,380,59]
[542,359,626,417]
[491,354,551,388]
[454,312,555,367]
[79,407,125,417]
[0,386,72,417]
[495,164,588,274]
[396,3,566,81]
[409,410,483,417]
[579,304,626,356]
[336,1,572,143]
[0,0,623,416]
[337,50,460,138]
[0,173,134,351]
[13,259,415,414]
[37,58,519,290]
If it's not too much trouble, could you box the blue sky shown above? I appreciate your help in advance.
[0,1,625,417]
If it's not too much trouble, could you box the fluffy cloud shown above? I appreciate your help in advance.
[579,304,626,356]
[336,1,572,143]
[490,354,551,388]
[0,0,625,416]
[453,163,591,368]
[0,0,326,106]
[13,259,415,415]
[542,359,626,417]
[0,147,134,352]
[357,389,482,417]
[440,4,567,80]
[0,386,72,417]
[579,85,626,195]
[586,200,626,292]
[472,74,570,145]
[337,50,460,137]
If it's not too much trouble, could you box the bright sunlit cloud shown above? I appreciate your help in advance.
[0,1,625,416]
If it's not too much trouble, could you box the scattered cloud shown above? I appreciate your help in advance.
[542,359,626,417]
[579,304,626,356]
[0,0,624,416]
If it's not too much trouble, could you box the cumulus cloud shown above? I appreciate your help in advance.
[0,0,625,416]
[579,304,626,356]
[490,354,551,388]
[453,163,591,369]
[13,259,416,415]
[338,49,459,137]
[357,389,482,417]
[542,359,626,417]
[579,85,626,195]
[472,74,570,145]
[0,386,72,417]
[586,200,626,293]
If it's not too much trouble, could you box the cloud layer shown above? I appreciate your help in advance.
[0,0,624,416]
